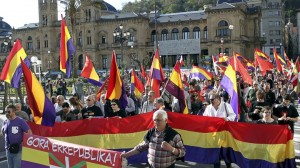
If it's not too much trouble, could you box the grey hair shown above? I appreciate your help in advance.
[89,94,96,101]
[153,110,168,120]
[154,97,164,104]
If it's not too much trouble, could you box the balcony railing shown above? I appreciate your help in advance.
[98,43,108,50]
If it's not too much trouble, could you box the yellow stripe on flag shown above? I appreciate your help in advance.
[22,147,49,166]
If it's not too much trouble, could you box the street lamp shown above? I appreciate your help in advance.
[3,35,12,110]
[47,50,52,78]
[113,24,130,70]
[220,38,224,55]
[229,25,234,56]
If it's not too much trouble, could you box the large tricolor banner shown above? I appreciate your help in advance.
[27,112,296,168]
[21,134,122,168]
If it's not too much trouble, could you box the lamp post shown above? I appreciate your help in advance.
[47,50,51,76]
[229,25,234,56]
[3,35,12,110]
[113,24,130,70]
[220,38,224,55]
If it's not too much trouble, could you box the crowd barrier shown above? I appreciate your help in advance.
[26,112,296,168]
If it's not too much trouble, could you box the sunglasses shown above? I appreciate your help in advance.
[86,99,91,101]
[193,95,198,97]
[5,111,11,114]
[111,103,117,106]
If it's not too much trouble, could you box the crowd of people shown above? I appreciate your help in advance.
[1,67,300,168]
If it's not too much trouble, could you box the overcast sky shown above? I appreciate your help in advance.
[0,0,135,28]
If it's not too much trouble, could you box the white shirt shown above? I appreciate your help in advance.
[141,101,155,113]
[126,97,135,113]
[203,101,236,121]
[54,103,62,122]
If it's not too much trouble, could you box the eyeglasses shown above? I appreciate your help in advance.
[154,119,163,122]
[5,111,11,114]
[111,103,117,106]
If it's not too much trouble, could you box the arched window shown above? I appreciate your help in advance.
[87,30,92,45]
[182,27,189,40]
[171,28,179,40]
[78,54,84,70]
[161,29,168,41]
[128,28,135,42]
[44,34,48,48]
[27,36,33,50]
[204,26,208,39]
[151,30,157,42]
[78,31,82,47]
[217,20,229,36]
[193,27,200,39]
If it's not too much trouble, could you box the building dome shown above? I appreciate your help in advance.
[97,1,117,13]
[217,0,245,5]
[0,17,12,38]
[103,1,117,12]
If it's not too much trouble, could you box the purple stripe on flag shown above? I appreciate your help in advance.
[67,39,76,56]
[220,75,238,118]
[117,145,295,167]
[152,68,162,81]
[66,39,75,78]
[119,79,128,110]
[41,97,56,127]
[87,79,102,86]
[190,73,208,80]
[220,147,296,168]
[247,66,255,71]
[21,160,48,168]
[165,81,186,112]
[11,57,30,88]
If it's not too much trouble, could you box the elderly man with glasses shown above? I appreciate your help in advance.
[79,95,103,119]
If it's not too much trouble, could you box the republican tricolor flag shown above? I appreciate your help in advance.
[106,51,127,109]
[190,66,213,80]
[0,39,30,88]
[21,59,56,126]
[220,56,238,121]
[165,62,188,114]
[273,49,283,73]
[149,49,164,98]
[130,69,144,99]
[81,53,102,86]
[60,17,76,78]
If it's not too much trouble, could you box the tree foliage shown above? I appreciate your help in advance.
[122,0,216,13]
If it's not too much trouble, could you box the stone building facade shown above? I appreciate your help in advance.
[4,0,264,75]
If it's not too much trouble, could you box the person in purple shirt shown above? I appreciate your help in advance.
[1,104,32,168]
